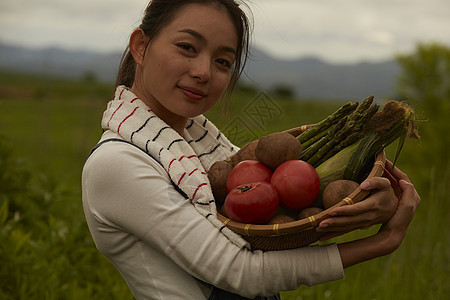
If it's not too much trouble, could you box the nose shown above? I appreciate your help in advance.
[189,56,211,82]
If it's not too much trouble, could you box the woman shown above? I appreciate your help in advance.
[82,1,420,299]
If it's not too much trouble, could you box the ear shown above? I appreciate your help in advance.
[129,28,148,66]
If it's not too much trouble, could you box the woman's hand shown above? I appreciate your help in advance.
[336,161,421,268]
[377,160,421,244]
[317,160,401,240]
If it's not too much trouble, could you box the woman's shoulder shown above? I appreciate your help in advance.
[84,131,167,178]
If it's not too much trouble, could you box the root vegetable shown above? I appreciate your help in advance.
[298,207,324,219]
[266,214,295,225]
[208,160,233,206]
[226,140,259,167]
[255,132,303,170]
[322,179,359,209]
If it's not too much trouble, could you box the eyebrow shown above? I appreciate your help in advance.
[178,29,236,55]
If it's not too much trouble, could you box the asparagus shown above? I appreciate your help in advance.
[334,96,374,139]
[353,103,380,131]
[301,130,327,149]
[307,134,341,167]
[297,102,357,144]
[346,96,374,126]
[313,103,380,166]
[314,132,363,166]
[305,97,377,167]
[300,116,348,162]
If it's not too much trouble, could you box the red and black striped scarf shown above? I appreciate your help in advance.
[102,86,249,248]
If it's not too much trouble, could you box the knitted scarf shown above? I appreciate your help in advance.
[101,86,249,249]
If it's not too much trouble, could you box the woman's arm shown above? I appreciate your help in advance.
[83,141,344,297]
[334,161,421,268]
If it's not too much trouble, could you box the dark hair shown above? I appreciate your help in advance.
[115,0,252,107]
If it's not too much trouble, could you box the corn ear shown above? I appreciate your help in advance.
[344,101,417,181]
[314,141,361,207]
[314,100,419,204]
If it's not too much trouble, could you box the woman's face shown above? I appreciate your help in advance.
[131,3,238,130]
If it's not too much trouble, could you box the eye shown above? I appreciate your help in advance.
[216,58,233,69]
[176,43,196,53]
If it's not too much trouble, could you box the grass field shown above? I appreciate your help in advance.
[0,71,449,299]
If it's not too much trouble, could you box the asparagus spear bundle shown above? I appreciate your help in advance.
[298,95,380,167]
[297,97,419,196]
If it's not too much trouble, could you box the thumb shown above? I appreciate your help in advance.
[360,177,391,192]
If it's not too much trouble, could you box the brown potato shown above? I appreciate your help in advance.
[255,132,303,170]
[266,214,295,225]
[298,207,324,219]
[322,180,359,209]
[226,140,259,167]
[208,160,233,206]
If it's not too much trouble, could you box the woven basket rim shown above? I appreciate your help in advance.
[217,149,386,237]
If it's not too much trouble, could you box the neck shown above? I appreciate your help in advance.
[130,85,187,138]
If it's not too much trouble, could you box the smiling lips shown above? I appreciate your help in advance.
[179,86,207,100]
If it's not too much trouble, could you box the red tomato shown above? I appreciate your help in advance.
[224,181,279,224]
[226,160,273,193]
[271,160,320,210]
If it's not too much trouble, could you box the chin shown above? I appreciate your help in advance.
[183,111,204,119]
[177,104,209,118]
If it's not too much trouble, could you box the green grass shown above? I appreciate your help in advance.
[0,70,449,299]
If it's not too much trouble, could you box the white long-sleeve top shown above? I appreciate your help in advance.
[82,131,344,300]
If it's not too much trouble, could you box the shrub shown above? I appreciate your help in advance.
[0,137,133,299]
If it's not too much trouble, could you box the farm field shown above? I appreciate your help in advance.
[0,71,449,299]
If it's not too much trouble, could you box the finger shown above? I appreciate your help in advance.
[383,167,402,197]
[383,164,398,186]
[398,179,421,208]
[360,176,391,192]
[322,186,398,231]
[328,197,377,217]
[382,179,420,232]
[385,160,411,184]
[327,187,395,221]
[317,214,375,233]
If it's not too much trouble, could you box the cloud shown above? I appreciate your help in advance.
[0,0,147,52]
[1,0,449,62]
[250,0,450,62]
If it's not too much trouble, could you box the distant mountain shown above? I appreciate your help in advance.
[243,47,400,100]
[0,42,400,100]
[0,42,122,82]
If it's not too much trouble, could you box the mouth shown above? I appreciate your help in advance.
[178,85,207,101]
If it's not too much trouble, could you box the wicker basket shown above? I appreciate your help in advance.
[217,129,386,251]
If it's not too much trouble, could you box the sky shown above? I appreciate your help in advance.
[1,0,449,63]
